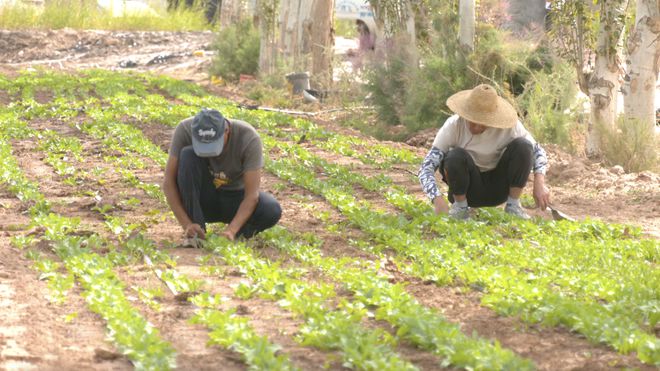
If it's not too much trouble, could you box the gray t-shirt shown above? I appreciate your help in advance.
[169,118,264,190]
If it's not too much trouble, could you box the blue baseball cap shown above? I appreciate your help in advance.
[192,108,226,157]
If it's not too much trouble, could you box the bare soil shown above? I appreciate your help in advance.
[0,28,658,370]
[0,28,214,82]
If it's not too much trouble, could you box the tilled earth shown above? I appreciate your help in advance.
[0,28,214,82]
[0,28,658,370]
[0,102,654,370]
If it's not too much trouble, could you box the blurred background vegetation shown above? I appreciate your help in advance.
[1,0,656,171]
[0,0,210,31]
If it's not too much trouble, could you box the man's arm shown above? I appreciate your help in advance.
[222,169,261,240]
[532,143,550,210]
[418,147,448,214]
[518,122,551,211]
[162,155,205,239]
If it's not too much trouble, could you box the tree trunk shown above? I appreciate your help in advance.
[622,0,660,128]
[278,0,312,70]
[219,0,244,29]
[276,0,334,85]
[458,0,475,52]
[585,0,628,157]
[257,0,278,75]
[309,0,334,87]
[369,0,417,63]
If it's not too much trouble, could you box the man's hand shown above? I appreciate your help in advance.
[184,223,206,240]
[533,174,551,211]
[433,196,449,214]
[221,227,236,241]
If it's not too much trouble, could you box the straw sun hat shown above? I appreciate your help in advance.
[446,84,518,129]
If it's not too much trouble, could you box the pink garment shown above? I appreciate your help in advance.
[350,30,375,70]
[358,32,375,52]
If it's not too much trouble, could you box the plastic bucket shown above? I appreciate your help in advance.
[286,72,310,94]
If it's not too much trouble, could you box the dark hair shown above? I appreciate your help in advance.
[356,19,370,35]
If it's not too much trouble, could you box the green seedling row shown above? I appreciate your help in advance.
[67,81,540,370]
[10,69,419,168]
[259,227,535,370]
[0,108,178,369]
[262,139,659,365]
[200,234,421,371]
[267,136,658,325]
[2,70,658,366]
[17,93,411,370]
[19,103,301,370]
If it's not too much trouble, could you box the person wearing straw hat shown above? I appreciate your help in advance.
[418,84,550,220]
[163,108,282,246]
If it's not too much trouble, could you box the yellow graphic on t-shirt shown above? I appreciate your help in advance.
[212,171,230,188]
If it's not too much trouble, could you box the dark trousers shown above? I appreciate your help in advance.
[177,146,282,239]
[441,138,533,207]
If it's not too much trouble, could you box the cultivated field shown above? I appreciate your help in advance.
[0,70,658,370]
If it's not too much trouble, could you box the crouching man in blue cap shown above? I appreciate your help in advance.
[163,108,281,245]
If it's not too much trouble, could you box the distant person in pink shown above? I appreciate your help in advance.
[349,19,375,70]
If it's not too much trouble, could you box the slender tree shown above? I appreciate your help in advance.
[550,0,629,156]
[622,0,660,128]
[256,0,279,75]
[278,0,313,69]
[276,0,334,85]
[309,0,335,85]
[586,0,629,156]
[458,0,475,52]
[368,0,417,54]
[220,0,245,29]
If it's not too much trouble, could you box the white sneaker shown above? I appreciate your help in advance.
[449,204,470,220]
[505,203,531,220]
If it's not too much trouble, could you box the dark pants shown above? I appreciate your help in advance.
[441,138,533,207]
[177,146,281,239]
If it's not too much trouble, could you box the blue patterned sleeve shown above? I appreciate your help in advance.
[418,147,444,202]
[533,143,548,175]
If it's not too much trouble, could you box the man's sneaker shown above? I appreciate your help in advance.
[182,237,204,249]
[449,204,470,220]
[505,203,531,220]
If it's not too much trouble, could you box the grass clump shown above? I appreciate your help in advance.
[209,19,260,83]
[0,0,210,31]
[516,60,580,152]
[600,117,659,173]
[364,23,556,141]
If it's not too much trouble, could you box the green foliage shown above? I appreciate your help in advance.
[364,8,558,140]
[0,0,210,31]
[209,19,260,82]
[364,42,411,129]
[548,0,598,68]
[2,70,658,368]
[516,60,579,150]
[245,83,291,108]
[599,117,659,173]
[335,18,358,38]
[191,309,297,370]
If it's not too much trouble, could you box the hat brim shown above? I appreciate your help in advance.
[192,135,224,157]
[446,89,518,129]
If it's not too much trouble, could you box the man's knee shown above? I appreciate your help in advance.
[258,193,282,228]
[177,146,208,189]
[508,138,533,157]
[444,147,470,169]
[178,146,196,163]
[178,146,204,171]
